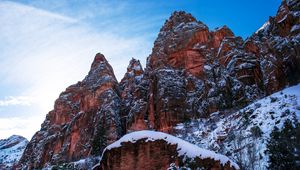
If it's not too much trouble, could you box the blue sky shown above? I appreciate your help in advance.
[0,0,281,139]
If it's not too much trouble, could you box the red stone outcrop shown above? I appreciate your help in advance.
[97,131,239,170]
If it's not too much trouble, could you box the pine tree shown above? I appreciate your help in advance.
[91,123,107,156]
[266,120,300,170]
[267,126,282,169]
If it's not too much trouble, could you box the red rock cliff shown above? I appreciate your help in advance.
[124,0,300,133]
[18,53,122,169]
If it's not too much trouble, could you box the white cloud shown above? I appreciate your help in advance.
[0,1,153,139]
[0,96,33,107]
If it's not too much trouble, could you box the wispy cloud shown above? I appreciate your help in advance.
[0,96,33,107]
[0,0,154,139]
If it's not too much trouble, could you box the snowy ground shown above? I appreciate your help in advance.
[175,84,300,170]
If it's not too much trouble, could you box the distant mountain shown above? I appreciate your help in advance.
[0,135,28,169]
[13,0,300,169]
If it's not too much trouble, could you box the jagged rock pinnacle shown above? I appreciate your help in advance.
[91,53,108,69]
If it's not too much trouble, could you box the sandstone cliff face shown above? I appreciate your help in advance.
[245,0,300,94]
[124,13,261,132]
[97,131,239,170]
[18,53,122,169]
[124,0,300,133]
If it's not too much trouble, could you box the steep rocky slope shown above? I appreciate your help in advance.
[0,135,28,169]
[174,84,300,169]
[16,0,300,169]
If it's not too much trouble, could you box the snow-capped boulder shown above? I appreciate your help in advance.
[97,130,239,170]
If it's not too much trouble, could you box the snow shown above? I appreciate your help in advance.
[237,63,255,70]
[291,24,300,33]
[173,21,205,32]
[103,130,239,169]
[73,158,86,165]
[204,65,212,71]
[132,64,142,71]
[277,84,300,119]
[255,21,270,34]
[42,156,100,170]
[292,11,300,17]
[278,15,287,24]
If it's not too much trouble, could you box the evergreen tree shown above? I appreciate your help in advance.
[250,125,263,138]
[266,120,300,170]
[91,123,107,156]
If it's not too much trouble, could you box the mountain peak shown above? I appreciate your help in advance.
[161,11,204,32]
[169,11,196,23]
[91,52,108,69]
[120,58,143,84]
[213,25,235,37]
[84,53,117,86]
[127,58,143,72]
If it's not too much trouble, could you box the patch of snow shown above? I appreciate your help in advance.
[204,65,212,71]
[73,158,86,166]
[132,64,142,71]
[291,24,300,33]
[255,21,270,34]
[292,11,300,17]
[278,15,288,23]
[237,63,255,70]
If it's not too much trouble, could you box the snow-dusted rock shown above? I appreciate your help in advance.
[97,130,239,170]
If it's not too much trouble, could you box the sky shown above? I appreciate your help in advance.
[0,0,281,140]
